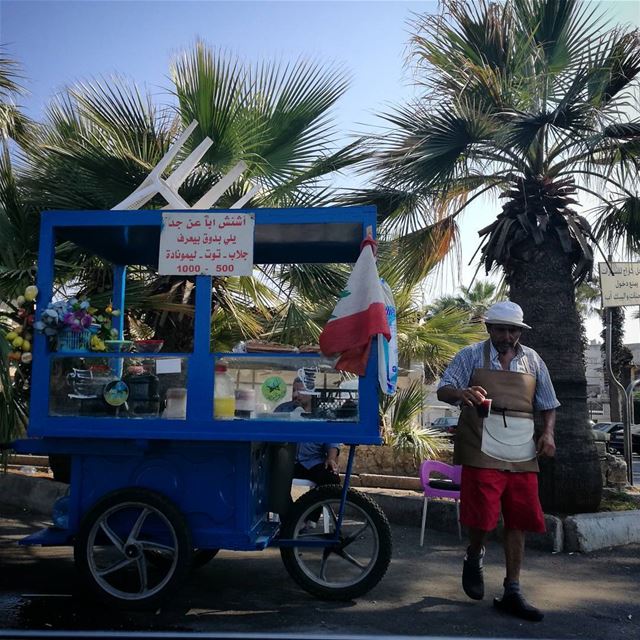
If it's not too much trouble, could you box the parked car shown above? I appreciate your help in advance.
[594,422,640,455]
[593,422,618,432]
[430,416,458,438]
[607,424,640,455]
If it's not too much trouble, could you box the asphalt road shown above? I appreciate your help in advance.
[1,506,639,639]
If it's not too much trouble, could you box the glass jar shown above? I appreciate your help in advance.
[214,362,236,418]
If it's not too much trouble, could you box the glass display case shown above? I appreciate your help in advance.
[48,355,189,419]
[47,353,360,425]
[213,354,359,422]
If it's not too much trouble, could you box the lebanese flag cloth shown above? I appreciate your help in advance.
[319,237,391,376]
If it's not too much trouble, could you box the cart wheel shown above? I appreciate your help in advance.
[74,488,192,609]
[280,485,392,601]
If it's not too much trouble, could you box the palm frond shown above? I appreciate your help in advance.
[586,28,640,108]
[266,299,323,345]
[591,193,640,256]
[400,307,487,382]
[379,217,458,290]
[0,146,39,298]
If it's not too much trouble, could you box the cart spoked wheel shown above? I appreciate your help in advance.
[74,488,192,609]
[280,485,392,601]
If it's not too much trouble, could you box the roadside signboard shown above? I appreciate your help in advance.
[598,262,640,308]
[159,211,255,276]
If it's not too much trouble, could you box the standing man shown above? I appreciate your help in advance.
[437,301,558,622]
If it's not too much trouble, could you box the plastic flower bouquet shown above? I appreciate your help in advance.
[34,297,95,351]
[89,304,121,352]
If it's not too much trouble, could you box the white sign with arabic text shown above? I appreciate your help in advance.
[599,262,640,308]
[158,212,255,276]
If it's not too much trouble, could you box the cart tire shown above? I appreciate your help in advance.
[280,485,392,601]
[74,488,192,609]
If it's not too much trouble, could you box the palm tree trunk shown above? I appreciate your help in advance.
[509,236,602,513]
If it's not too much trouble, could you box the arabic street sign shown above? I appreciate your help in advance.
[599,262,640,308]
[158,212,255,276]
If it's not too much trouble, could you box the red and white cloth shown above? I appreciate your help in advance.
[319,237,391,376]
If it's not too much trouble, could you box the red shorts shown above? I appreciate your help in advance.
[459,466,545,533]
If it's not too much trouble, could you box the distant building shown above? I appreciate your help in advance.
[423,384,459,427]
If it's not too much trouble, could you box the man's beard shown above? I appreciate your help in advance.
[493,340,518,353]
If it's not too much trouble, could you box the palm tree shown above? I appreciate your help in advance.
[367,0,640,513]
[18,42,367,348]
[0,48,32,146]
[379,380,443,461]
[0,53,33,453]
[0,44,489,467]
[430,279,503,321]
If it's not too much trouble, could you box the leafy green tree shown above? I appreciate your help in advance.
[18,42,366,348]
[430,279,503,321]
[380,380,443,461]
[0,51,33,453]
[367,0,640,512]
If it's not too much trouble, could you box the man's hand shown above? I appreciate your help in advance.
[537,408,556,457]
[325,447,339,473]
[536,431,556,457]
[325,458,339,473]
[458,386,487,407]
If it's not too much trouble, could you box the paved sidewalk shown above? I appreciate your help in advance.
[1,505,639,638]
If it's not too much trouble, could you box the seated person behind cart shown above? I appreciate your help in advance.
[275,378,340,486]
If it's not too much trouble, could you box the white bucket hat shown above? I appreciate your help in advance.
[484,301,531,329]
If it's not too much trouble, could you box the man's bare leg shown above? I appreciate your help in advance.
[494,528,543,621]
[462,527,488,600]
[504,528,524,582]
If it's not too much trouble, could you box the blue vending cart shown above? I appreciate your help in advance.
[13,205,392,608]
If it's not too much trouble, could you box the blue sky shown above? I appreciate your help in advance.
[2,1,431,132]
[2,0,640,339]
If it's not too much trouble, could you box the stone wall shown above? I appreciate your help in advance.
[352,444,626,490]
[352,444,453,477]
[601,453,628,488]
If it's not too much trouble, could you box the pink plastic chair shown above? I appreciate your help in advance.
[419,460,462,545]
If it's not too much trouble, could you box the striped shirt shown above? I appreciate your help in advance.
[297,442,340,469]
[437,341,560,411]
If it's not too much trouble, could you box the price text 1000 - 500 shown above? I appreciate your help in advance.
[176,264,235,274]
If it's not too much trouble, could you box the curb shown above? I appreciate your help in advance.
[564,510,640,552]
[2,472,640,554]
[351,487,638,553]
[0,472,68,515]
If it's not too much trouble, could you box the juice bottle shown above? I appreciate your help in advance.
[214,362,236,418]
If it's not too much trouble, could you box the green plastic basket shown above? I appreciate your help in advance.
[57,328,92,352]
